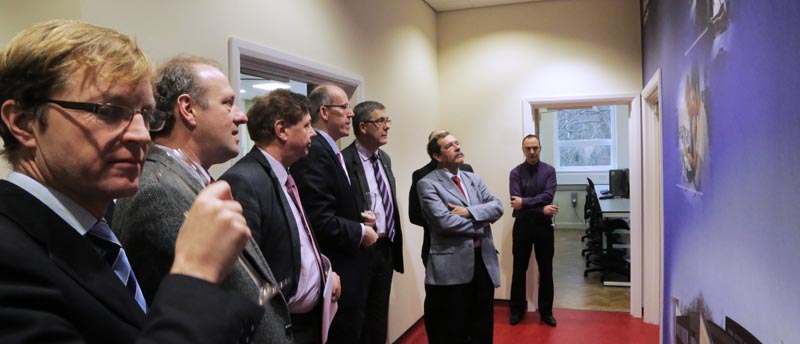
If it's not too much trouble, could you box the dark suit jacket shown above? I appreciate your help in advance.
[220,147,323,300]
[290,134,366,309]
[0,180,261,344]
[341,142,404,273]
[408,160,473,264]
[113,147,293,343]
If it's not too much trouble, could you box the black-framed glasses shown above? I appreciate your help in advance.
[364,118,392,126]
[322,103,350,110]
[46,99,169,132]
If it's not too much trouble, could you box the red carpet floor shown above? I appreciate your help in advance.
[395,304,659,344]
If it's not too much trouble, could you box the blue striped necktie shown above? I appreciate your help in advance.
[370,154,395,241]
[87,220,147,313]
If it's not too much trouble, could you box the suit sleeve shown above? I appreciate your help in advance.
[408,169,427,227]
[465,173,504,223]
[138,275,263,344]
[417,178,485,237]
[291,147,363,253]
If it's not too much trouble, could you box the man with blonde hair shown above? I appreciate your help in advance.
[0,20,261,343]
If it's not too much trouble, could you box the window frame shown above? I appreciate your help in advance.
[553,106,618,172]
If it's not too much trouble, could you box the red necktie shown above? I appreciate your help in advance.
[452,175,466,198]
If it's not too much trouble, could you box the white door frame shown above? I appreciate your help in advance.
[522,93,660,320]
[640,70,664,326]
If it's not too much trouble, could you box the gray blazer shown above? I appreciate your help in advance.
[113,147,293,344]
[416,168,503,287]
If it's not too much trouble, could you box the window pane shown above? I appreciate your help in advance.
[557,107,612,141]
[559,144,611,167]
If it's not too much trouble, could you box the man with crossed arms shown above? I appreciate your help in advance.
[417,131,503,344]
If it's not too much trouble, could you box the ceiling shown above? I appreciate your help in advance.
[422,0,543,12]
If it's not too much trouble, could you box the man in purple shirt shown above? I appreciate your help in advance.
[509,134,559,327]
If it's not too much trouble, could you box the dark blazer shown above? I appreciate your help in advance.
[290,134,366,309]
[220,146,321,300]
[408,160,473,265]
[0,180,261,343]
[113,147,293,343]
[341,142,404,273]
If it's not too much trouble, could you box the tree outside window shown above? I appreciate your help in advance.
[554,106,617,171]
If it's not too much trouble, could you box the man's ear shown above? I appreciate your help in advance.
[274,120,288,142]
[432,152,442,163]
[176,94,197,127]
[318,106,329,122]
[1,100,37,150]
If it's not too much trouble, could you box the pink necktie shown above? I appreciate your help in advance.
[285,174,324,276]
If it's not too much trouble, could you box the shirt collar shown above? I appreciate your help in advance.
[315,129,341,155]
[6,171,99,236]
[355,140,377,162]
[259,147,289,186]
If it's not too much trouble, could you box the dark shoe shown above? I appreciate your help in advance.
[541,314,557,327]
[509,311,524,325]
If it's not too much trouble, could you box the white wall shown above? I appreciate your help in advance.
[2,0,438,341]
[437,0,642,299]
[0,0,81,177]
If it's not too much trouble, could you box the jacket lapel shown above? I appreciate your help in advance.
[343,143,369,211]
[250,148,301,288]
[0,181,145,327]
[434,169,468,205]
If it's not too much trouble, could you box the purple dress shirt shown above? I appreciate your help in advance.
[509,160,557,223]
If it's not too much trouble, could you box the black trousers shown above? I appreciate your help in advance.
[327,239,394,344]
[291,303,322,344]
[510,217,554,316]
[424,249,494,344]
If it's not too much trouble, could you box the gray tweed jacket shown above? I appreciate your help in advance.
[112,147,293,344]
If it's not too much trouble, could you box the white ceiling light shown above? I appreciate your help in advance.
[252,81,291,91]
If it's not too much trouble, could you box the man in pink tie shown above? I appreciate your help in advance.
[221,89,341,344]
[290,84,378,343]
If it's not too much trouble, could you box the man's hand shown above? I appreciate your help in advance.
[510,196,523,210]
[361,210,376,227]
[362,225,378,247]
[171,181,250,284]
[544,204,559,216]
[331,272,342,302]
[448,203,471,218]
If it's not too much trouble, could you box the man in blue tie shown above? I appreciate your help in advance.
[341,101,404,343]
[0,20,260,343]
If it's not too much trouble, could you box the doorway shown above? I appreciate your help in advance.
[521,92,662,319]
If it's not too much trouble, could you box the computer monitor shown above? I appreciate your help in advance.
[609,168,629,198]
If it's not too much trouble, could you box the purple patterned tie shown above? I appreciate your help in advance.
[370,154,395,241]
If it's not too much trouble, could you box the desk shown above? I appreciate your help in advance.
[594,184,630,218]
[592,184,631,287]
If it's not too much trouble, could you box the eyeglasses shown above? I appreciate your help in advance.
[46,99,169,132]
[322,103,350,110]
[364,118,392,126]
